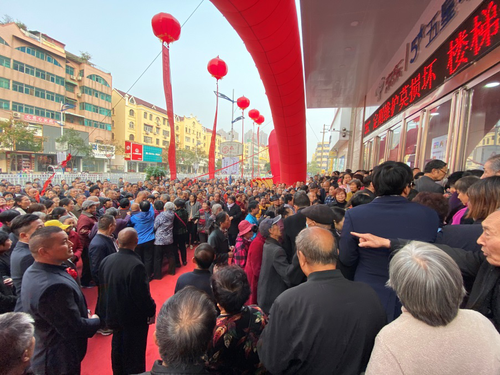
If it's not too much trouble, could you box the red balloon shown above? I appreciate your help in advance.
[255,115,265,125]
[248,109,260,121]
[237,96,250,110]
[152,13,181,44]
[207,56,228,80]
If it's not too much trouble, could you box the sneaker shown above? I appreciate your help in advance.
[97,328,113,336]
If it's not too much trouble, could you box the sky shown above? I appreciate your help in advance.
[2,0,335,161]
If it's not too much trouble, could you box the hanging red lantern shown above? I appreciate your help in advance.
[207,56,228,80]
[255,115,265,125]
[237,96,250,110]
[151,13,181,44]
[248,109,260,121]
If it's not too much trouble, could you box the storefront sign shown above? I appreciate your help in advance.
[124,141,143,161]
[91,143,115,159]
[22,114,56,125]
[365,0,500,137]
[221,141,243,156]
[143,145,162,162]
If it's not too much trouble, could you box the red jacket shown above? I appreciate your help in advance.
[67,230,83,262]
[245,232,266,305]
[77,211,97,249]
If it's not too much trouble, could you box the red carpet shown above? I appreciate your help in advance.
[81,247,196,375]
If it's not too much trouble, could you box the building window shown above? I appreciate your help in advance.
[65,66,75,76]
[155,117,160,124]
[129,134,134,141]
[0,77,9,90]
[0,99,9,110]
[186,146,190,150]
[176,126,179,131]
[80,86,111,102]
[79,103,111,117]
[86,74,110,87]
[163,140,168,147]
[15,46,62,67]
[0,37,9,46]
[186,137,191,143]
[129,122,135,129]
[149,114,152,121]
[163,130,169,137]
[156,139,159,145]
[144,125,153,133]
[0,55,10,68]
[65,83,75,93]
[163,118,167,125]
[144,136,152,143]
[129,109,135,116]
[144,112,147,119]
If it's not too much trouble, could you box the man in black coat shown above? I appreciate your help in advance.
[21,226,100,374]
[0,231,16,313]
[88,215,117,286]
[226,195,243,246]
[175,243,215,299]
[258,227,386,374]
[282,192,310,262]
[97,228,156,375]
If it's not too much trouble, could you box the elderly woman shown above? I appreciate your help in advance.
[366,241,500,375]
[207,265,268,374]
[0,312,36,375]
[154,202,176,279]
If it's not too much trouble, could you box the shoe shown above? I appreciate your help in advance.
[183,261,187,266]
[97,328,113,336]
[190,245,193,249]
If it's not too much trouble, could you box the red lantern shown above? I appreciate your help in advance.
[248,109,260,121]
[255,115,265,125]
[207,56,228,80]
[151,13,181,44]
[237,96,250,110]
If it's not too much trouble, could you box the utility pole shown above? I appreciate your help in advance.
[320,124,329,171]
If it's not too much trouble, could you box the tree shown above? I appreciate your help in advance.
[79,51,92,64]
[0,118,43,152]
[55,128,94,170]
[145,166,166,181]
[307,160,321,175]
[0,15,27,30]
[176,148,197,173]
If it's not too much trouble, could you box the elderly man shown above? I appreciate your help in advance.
[482,154,500,178]
[0,312,36,375]
[258,227,386,374]
[22,226,100,374]
[88,215,117,286]
[139,287,216,375]
[353,209,500,332]
[414,159,447,194]
[77,200,100,287]
[97,228,156,375]
[282,192,310,262]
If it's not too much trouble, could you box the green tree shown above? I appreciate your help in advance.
[307,160,321,175]
[56,128,94,170]
[176,148,197,173]
[0,118,43,152]
[79,51,92,64]
[145,166,167,181]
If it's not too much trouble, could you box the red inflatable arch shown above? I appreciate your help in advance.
[210,0,307,184]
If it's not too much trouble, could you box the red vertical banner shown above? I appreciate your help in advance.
[162,44,177,180]
[208,81,219,179]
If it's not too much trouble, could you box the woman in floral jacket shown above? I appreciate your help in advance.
[197,201,211,243]
[207,265,268,375]
[153,201,175,279]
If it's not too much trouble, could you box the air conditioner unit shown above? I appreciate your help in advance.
[70,75,75,80]
[13,112,21,119]
[145,131,150,135]
[77,76,82,81]
[76,93,82,98]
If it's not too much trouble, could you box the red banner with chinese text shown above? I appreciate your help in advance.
[162,44,177,179]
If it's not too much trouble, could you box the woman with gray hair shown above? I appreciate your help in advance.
[366,241,500,374]
[0,312,35,375]
[153,201,176,279]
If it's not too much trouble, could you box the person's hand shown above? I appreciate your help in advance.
[3,277,13,287]
[147,315,156,325]
[351,232,391,249]
[228,251,234,258]
[91,314,99,320]
[126,211,131,216]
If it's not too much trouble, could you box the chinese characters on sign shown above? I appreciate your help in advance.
[364,0,500,137]
[22,114,56,125]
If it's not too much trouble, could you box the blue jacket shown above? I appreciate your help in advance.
[130,204,155,244]
[339,195,439,322]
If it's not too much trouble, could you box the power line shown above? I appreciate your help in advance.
[83,0,205,140]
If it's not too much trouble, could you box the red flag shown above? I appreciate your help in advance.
[40,173,56,197]
[162,44,177,180]
[60,153,72,169]
[208,81,219,179]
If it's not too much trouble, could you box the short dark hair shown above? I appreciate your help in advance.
[454,176,480,193]
[446,171,464,188]
[155,287,216,366]
[423,159,447,174]
[11,214,41,236]
[47,207,67,221]
[372,161,413,196]
[293,191,310,208]
[330,207,345,224]
[211,265,251,314]
[194,243,215,269]
[0,210,20,225]
[0,230,9,245]
[89,185,100,193]
[248,200,259,211]
[463,169,484,178]
[119,198,130,209]
[283,193,293,204]
[139,201,151,212]
[362,175,373,188]
[26,203,45,214]
[29,226,63,255]
[413,192,449,224]
[43,199,55,209]
[59,198,72,207]
[154,200,164,211]
[98,215,115,230]
[350,193,374,207]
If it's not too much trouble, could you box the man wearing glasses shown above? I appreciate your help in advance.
[414,159,447,194]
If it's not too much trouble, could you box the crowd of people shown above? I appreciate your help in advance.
[1,154,500,374]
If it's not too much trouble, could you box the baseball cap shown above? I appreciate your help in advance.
[301,205,335,225]
[259,215,282,238]
[82,200,100,210]
[44,220,70,230]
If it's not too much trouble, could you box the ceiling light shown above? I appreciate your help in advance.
[350,21,359,27]
[485,82,500,88]
[430,113,440,116]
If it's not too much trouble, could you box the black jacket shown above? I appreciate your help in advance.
[88,233,117,285]
[97,248,156,328]
[208,228,230,265]
[21,262,100,374]
[175,268,213,298]
[282,208,307,262]
[227,204,243,237]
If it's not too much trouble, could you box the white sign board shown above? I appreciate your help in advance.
[221,157,239,175]
[221,141,243,156]
[430,135,447,161]
[91,143,116,159]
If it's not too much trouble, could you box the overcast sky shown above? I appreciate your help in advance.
[2,0,334,160]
